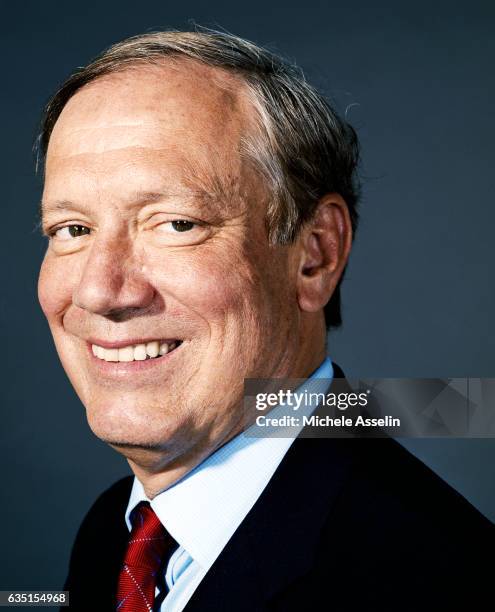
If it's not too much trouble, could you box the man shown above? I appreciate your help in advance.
[37,30,492,611]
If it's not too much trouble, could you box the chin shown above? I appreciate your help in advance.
[85,393,203,453]
[86,401,159,441]
[89,420,184,455]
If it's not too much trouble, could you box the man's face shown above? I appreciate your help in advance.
[39,62,304,463]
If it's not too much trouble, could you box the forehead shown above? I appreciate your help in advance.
[48,59,247,150]
[44,60,256,205]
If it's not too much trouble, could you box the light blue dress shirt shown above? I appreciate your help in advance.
[125,357,333,611]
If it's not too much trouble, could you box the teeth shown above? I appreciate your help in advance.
[134,344,147,361]
[104,348,119,362]
[146,341,159,358]
[91,340,180,362]
[118,346,134,362]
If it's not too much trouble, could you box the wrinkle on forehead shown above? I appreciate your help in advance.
[44,146,245,215]
[45,60,258,213]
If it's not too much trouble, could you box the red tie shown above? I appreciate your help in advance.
[116,502,176,611]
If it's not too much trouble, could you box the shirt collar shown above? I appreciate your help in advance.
[125,357,333,570]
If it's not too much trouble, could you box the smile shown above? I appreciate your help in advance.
[91,340,181,362]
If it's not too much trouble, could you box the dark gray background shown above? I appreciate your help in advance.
[1,0,494,595]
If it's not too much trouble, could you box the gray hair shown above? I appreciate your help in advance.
[37,29,360,328]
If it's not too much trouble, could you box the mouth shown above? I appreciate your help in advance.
[90,339,183,363]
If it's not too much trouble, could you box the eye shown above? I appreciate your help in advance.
[171,220,195,232]
[52,225,91,240]
[150,217,210,246]
[154,219,199,234]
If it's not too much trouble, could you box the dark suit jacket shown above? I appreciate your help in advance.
[63,366,494,611]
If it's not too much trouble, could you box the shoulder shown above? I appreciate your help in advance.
[268,437,493,609]
[69,474,133,551]
[321,438,492,605]
[282,434,492,538]
[322,364,490,529]
[341,437,489,528]
[77,475,134,529]
[68,476,134,560]
[64,476,133,606]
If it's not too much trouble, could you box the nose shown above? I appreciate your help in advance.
[73,235,155,318]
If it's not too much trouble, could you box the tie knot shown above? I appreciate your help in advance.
[126,502,171,571]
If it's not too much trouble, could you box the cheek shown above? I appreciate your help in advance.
[146,244,294,350]
[147,246,265,322]
[38,253,74,320]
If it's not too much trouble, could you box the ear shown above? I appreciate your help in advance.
[296,194,353,314]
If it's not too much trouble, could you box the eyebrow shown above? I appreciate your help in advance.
[40,189,227,219]
[41,189,196,212]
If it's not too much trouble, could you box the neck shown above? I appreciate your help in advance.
[125,323,328,499]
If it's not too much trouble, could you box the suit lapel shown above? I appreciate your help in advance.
[186,365,355,610]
